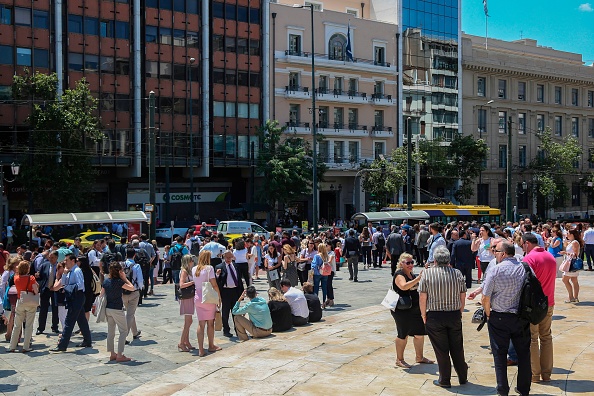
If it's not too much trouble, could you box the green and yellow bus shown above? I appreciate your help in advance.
[381,204,502,225]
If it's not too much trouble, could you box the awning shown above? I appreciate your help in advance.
[21,211,148,226]
[351,210,430,222]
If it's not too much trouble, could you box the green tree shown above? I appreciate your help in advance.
[12,71,103,212]
[256,120,327,224]
[527,127,582,211]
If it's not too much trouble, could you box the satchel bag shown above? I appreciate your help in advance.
[175,282,196,300]
[381,288,400,311]
[18,277,39,308]
[570,257,584,272]
[396,295,413,310]
[268,268,280,281]
[202,268,219,304]
[95,295,107,323]
[214,308,223,331]
[559,257,571,273]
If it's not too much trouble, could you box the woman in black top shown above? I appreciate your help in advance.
[77,256,96,321]
[100,262,135,362]
[267,288,293,332]
[391,253,434,369]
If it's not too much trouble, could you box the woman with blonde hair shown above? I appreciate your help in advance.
[178,254,196,352]
[311,242,330,308]
[267,287,292,332]
[560,229,583,303]
[391,253,433,368]
[193,250,221,356]
[281,244,299,287]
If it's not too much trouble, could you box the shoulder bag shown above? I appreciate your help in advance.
[201,268,219,304]
[18,276,40,308]
[176,269,196,300]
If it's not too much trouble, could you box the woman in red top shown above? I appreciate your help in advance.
[8,261,39,352]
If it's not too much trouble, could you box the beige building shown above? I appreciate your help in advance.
[270,1,399,221]
[462,33,594,219]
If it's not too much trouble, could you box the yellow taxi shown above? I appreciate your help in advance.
[60,232,121,248]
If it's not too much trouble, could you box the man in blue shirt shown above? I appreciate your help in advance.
[51,254,92,352]
[123,248,143,342]
[232,286,272,341]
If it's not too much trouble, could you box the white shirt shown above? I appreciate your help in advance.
[6,225,13,237]
[233,248,248,263]
[248,246,257,265]
[225,263,238,288]
[584,228,594,245]
[283,287,309,319]
[88,249,102,267]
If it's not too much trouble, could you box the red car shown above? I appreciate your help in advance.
[188,224,217,237]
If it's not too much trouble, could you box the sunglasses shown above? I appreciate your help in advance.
[404,260,414,264]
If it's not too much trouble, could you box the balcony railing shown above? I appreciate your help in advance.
[315,88,367,99]
[285,121,310,129]
[284,50,391,67]
[285,85,309,93]
[372,93,393,101]
[372,125,392,132]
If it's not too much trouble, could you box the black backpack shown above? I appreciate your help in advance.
[190,238,201,256]
[169,245,183,271]
[377,233,386,246]
[134,248,150,270]
[517,262,549,325]
[122,262,135,295]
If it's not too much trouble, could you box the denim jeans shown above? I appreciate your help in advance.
[313,274,328,302]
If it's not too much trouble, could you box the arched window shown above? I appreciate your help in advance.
[328,34,347,61]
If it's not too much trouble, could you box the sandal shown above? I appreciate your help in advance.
[416,357,435,364]
[564,299,576,303]
[208,345,222,352]
[395,359,412,368]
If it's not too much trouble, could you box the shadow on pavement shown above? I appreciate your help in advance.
[0,384,18,393]
[443,383,494,395]
[552,315,566,320]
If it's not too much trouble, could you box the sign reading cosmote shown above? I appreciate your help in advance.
[127,192,228,204]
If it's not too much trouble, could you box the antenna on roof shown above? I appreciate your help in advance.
[520,30,523,39]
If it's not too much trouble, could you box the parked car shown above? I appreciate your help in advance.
[188,224,218,237]
[155,226,192,246]
[60,232,121,248]
[216,221,269,242]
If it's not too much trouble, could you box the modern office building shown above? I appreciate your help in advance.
[270,1,398,220]
[0,0,264,224]
[462,33,594,219]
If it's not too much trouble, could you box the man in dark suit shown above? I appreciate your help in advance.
[215,250,244,337]
[385,226,405,276]
[450,230,475,288]
[447,230,459,253]
[36,250,59,335]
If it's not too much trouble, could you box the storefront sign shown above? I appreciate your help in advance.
[127,192,228,204]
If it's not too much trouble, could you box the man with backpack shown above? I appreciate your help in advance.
[371,226,385,268]
[481,240,531,396]
[189,235,201,256]
[169,236,188,285]
[131,239,151,304]
[138,234,156,298]
[122,248,143,342]
[100,240,122,282]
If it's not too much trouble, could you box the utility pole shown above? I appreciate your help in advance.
[506,116,512,222]
[406,117,412,210]
[149,91,156,239]
[415,135,421,204]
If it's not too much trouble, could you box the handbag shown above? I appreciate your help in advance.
[268,268,280,281]
[320,261,332,276]
[396,295,413,310]
[214,309,223,331]
[175,283,196,300]
[202,268,219,304]
[381,288,400,310]
[95,295,107,323]
[18,276,40,308]
[2,274,12,311]
[570,257,583,272]
[559,257,571,273]
[472,307,487,331]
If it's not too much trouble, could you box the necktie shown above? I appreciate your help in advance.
[227,264,238,287]
[48,265,56,289]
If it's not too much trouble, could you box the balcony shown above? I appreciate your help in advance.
[371,93,394,106]
[280,50,396,74]
[284,85,310,100]
[285,121,374,138]
[371,125,394,138]
[315,88,368,105]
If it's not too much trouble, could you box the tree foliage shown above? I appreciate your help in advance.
[12,71,103,212]
[527,127,582,209]
[256,120,327,222]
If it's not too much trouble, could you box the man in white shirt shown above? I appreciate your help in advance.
[6,224,13,248]
[87,240,103,276]
[583,223,594,271]
[202,235,226,266]
[280,279,309,326]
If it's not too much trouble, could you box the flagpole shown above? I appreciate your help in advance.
[485,13,488,49]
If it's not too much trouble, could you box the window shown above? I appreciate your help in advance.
[572,88,579,106]
[517,182,528,209]
[145,60,158,77]
[186,0,198,14]
[334,77,342,95]
[33,10,49,29]
[374,110,384,130]
[478,108,487,134]
[554,86,562,104]
[288,34,301,55]
[572,117,579,137]
[225,102,236,117]
[225,69,235,85]
[0,85,11,100]
[249,8,260,24]
[101,56,114,73]
[0,45,11,64]
[348,78,357,95]
[498,111,507,133]
[518,113,526,134]
[318,76,328,93]
[519,145,526,168]
[225,3,236,20]
[477,77,486,97]
[536,84,544,103]
[225,37,235,52]
[537,114,544,132]
[249,104,258,119]
[249,39,259,55]
[16,47,31,66]
[374,142,386,159]
[334,107,343,129]
[212,2,223,18]
[173,29,185,47]
[499,145,507,168]
[477,184,489,206]
[318,106,329,128]
[68,53,83,71]
[348,141,359,162]
[589,148,594,168]
[187,32,199,48]
[318,141,329,162]
[146,25,158,43]
[84,17,99,35]
[115,21,129,39]
[68,14,83,33]
[289,104,300,126]
[173,64,186,80]
[213,68,224,84]
[589,119,594,138]
[588,91,594,107]
[348,108,358,129]
[33,48,48,68]
[213,101,225,117]
[328,34,346,61]
[161,0,172,10]
[572,184,581,207]
[374,81,384,98]
[334,141,344,163]
[498,79,506,99]
[159,62,172,78]
[84,54,99,71]
[173,97,185,114]
[554,116,562,136]
[237,38,248,54]
[288,72,299,90]
[237,6,248,22]
[115,94,130,112]
[14,7,30,26]
[173,0,185,12]
[213,35,224,51]
[346,8,358,17]
[0,5,11,25]
[374,46,385,65]
[237,103,248,118]
[518,82,526,101]
[305,1,323,11]
[101,20,114,38]
[115,58,129,75]
[237,71,249,86]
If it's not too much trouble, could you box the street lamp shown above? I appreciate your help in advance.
[0,162,20,241]
[189,57,196,215]
[293,3,318,233]
[477,99,494,198]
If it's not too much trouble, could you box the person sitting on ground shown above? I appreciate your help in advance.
[267,287,293,332]
[231,286,272,341]
[302,282,322,323]
[279,279,309,326]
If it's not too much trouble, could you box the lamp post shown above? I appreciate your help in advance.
[406,117,412,210]
[515,181,527,222]
[0,163,20,239]
[477,99,494,192]
[189,57,196,216]
[293,3,317,233]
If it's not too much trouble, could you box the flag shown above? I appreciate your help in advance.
[345,21,353,62]
[483,0,489,16]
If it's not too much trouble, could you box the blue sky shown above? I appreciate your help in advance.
[461,0,594,65]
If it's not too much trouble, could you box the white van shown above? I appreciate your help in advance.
[217,221,269,240]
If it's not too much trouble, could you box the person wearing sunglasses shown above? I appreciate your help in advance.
[391,253,433,369]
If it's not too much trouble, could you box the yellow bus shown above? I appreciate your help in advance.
[381,204,502,224]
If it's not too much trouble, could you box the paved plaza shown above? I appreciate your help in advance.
[1,263,593,396]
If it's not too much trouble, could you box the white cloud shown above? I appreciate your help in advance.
[579,3,593,12]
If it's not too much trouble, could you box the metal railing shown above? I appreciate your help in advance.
[285,50,391,67]
[285,85,309,93]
